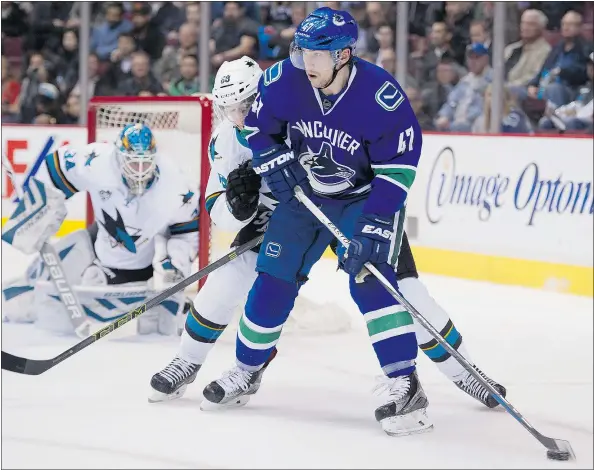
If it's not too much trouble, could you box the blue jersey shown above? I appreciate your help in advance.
[244,58,422,217]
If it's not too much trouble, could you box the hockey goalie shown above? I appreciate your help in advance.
[1,123,199,336]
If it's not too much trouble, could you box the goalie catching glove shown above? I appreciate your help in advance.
[1,178,67,255]
[225,161,262,221]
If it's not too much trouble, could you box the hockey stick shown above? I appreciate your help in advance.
[294,185,575,462]
[1,234,265,376]
[2,153,92,338]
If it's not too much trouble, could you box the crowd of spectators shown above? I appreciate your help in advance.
[2,1,593,134]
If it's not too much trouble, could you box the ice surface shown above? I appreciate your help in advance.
[1,246,592,469]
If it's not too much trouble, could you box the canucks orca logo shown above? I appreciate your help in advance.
[99,209,142,253]
[299,142,355,195]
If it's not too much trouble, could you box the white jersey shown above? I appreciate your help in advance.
[44,142,199,270]
[204,119,277,240]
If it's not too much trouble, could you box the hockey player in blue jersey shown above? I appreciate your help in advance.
[201,7,440,436]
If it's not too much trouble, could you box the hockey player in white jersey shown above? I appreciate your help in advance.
[149,57,506,411]
[2,124,199,336]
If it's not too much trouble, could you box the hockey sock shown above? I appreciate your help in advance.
[398,277,471,382]
[236,273,297,370]
[179,303,227,365]
[350,264,418,378]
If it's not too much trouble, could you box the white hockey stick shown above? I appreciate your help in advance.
[2,153,92,338]
[294,185,575,462]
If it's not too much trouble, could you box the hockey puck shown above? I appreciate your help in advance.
[547,450,570,461]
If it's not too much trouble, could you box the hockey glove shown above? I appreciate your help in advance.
[342,213,395,277]
[252,144,312,208]
[225,161,262,222]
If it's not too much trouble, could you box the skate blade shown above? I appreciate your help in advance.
[381,409,434,437]
[200,395,251,411]
[148,384,188,403]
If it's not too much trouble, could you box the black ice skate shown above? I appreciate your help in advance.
[148,356,201,403]
[201,366,266,410]
[454,365,507,409]
[374,370,433,437]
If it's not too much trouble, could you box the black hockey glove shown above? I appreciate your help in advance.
[225,161,262,221]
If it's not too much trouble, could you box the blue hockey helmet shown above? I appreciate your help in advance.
[115,123,158,196]
[290,7,358,75]
[293,7,358,51]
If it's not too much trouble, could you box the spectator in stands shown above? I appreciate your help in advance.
[362,2,387,54]
[527,11,591,107]
[443,1,474,66]
[185,2,201,28]
[472,84,533,134]
[153,2,185,37]
[417,21,457,87]
[538,52,593,133]
[62,92,81,124]
[18,52,53,124]
[349,2,370,55]
[380,48,419,89]
[1,2,28,38]
[470,20,492,60]
[210,1,259,69]
[435,43,493,131]
[155,23,198,89]
[32,82,65,125]
[267,4,307,60]
[374,24,395,67]
[25,3,74,53]
[504,9,551,93]
[118,51,164,96]
[422,57,461,120]
[51,29,80,96]
[169,54,200,96]
[2,55,21,123]
[68,53,112,98]
[104,33,137,91]
[131,2,166,62]
[406,86,434,130]
[91,3,133,62]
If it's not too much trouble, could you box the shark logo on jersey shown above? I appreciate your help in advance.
[85,151,99,166]
[99,209,142,253]
[299,142,355,194]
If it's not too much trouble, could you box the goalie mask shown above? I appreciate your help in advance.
[116,123,159,196]
[212,56,263,128]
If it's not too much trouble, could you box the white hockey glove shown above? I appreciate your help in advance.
[1,178,67,255]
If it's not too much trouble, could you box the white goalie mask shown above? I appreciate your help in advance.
[212,56,263,128]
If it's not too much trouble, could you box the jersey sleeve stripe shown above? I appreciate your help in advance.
[375,174,410,193]
[169,216,199,235]
[45,151,78,198]
[205,191,224,214]
[373,167,416,191]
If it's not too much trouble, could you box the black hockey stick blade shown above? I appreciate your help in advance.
[2,235,264,375]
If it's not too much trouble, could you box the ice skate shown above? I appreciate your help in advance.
[149,356,201,403]
[374,370,433,437]
[200,365,266,411]
[455,365,507,409]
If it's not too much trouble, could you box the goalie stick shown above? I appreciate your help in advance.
[294,185,575,462]
[1,153,92,338]
[2,234,264,375]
